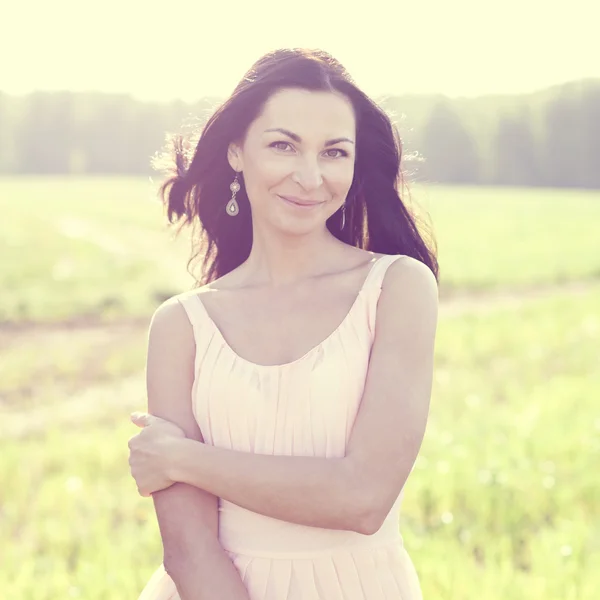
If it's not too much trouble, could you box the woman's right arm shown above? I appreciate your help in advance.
[145,299,250,600]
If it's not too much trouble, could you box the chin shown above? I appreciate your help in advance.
[274,215,327,237]
[280,221,319,236]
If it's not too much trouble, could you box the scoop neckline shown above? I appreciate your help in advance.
[193,254,390,370]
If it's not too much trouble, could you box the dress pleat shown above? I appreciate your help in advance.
[138,254,422,599]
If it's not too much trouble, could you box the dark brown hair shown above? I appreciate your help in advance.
[154,47,438,284]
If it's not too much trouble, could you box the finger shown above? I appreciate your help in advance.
[131,412,152,427]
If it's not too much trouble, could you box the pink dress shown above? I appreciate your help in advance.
[138,254,423,600]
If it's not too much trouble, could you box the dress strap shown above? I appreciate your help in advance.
[364,254,407,291]
[176,290,207,331]
[363,255,408,333]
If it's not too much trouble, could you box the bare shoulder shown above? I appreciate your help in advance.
[377,255,439,329]
[384,255,438,295]
[148,293,197,348]
[146,295,200,436]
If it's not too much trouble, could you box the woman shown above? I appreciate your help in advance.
[128,48,439,600]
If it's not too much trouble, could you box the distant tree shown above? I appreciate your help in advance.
[579,84,600,188]
[0,93,7,171]
[540,87,584,188]
[16,92,76,173]
[491,106,540,186]
[80,95,133,174]
[127,103,170,174]
[2,81,599,187]
[418,98,481,184]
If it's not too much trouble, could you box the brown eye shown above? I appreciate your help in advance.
[270,141,293,151]
[325,149,348,159]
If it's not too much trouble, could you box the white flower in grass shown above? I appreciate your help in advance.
[436,460,450,474]
[560,545,572,557]
[66,476,83,493]
[542,475,555,489]
[441,511,454,524]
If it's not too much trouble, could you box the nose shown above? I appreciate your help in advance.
[292,156,323,191]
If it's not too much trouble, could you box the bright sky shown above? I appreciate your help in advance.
[3,0,596,102]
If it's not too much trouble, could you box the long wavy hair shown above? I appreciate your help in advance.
[154,48,438,285]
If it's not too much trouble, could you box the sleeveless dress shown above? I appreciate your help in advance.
[138,254,423,600]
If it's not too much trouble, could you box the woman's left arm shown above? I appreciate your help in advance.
[131,257,438,535]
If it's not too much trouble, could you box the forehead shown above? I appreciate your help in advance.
[253,88,355,136]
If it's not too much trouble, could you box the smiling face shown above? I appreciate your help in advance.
[227,87,356,236]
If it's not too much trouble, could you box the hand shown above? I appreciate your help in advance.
[128,412,186,497]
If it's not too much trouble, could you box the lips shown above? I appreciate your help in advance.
[279,195,324,207]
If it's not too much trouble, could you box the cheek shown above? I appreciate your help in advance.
[243,159,287,202]
[248,151,287,181]
[329,162,355,194]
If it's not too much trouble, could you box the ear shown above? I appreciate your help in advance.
[227,142,243,172]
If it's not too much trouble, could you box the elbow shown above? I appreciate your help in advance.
[343,461,388,536]
[348,488,387,536]
[353,505,386,536]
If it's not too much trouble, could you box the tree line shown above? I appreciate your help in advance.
[0,79,598,188]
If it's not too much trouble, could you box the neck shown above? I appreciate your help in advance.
[239,229,347,287]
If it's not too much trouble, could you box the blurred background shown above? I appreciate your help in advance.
[1,0,599,598]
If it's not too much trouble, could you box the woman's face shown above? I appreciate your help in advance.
[228,88,356,236]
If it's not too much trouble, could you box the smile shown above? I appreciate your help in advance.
[278,195,325,209]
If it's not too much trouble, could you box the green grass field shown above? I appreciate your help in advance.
[1,177,599,599]
[1,177,599,322]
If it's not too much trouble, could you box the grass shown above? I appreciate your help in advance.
[1,177,598,599]
[2,286,598,599]
[408,286,600,599]
[412,184,600,290]
[1,177,599,323]
[0,176,193,323]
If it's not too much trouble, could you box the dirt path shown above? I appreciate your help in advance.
[0,373,146,440]
[2,277,597,338]
[439,278,598,317]
[1,278,598,440]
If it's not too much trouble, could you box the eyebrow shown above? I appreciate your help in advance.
[264,128,355,146]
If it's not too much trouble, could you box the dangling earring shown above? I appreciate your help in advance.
[226,173,241,216]
[340,203,346,229]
